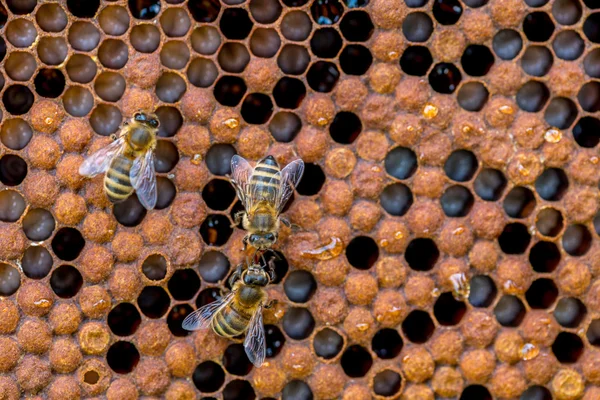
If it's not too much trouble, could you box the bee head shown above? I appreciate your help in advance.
[133,112,160,129]
[249,232,277,250]
[242,266,270,286]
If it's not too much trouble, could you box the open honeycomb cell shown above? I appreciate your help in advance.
[0,0,599,398]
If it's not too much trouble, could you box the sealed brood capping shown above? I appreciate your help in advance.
[0,0,599,399]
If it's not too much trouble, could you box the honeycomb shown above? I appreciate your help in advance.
[0,0,599,398]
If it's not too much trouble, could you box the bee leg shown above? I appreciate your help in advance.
[228,264,243,287]
[231,211,245,228]
[266,257,277,282]
[264,299,278,309]
[110,133,118,141]
[280,218,291,227]
[241,235,248,252]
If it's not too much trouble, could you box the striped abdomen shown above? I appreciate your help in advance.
[104,155,134,203]
[211,301,253,337]
[250,155,281,202]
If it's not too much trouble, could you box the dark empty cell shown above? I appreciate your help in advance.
[585,13,600,43]
[6,0,36,14]
[552,332,584,363]
[474,168,507,201]
[142,254,167,281]
[345,236,379,269]
[269,112,302,142]
[202,180,236,211]
[553,30,584,61]
[444,150,478,182]
[197,251,230,285]
[535,168,569,201]
[529,241,561,272]
[461,45,495,77]
[0,37,5,63]
[399,46,433,76]
[295,163,324,195]
[90,105,123,136]
[0,155,27,186]
[562,224,592,256]
[67,0,100,17]
[130,24,160,53]
[214,76,248,107]
[373,370,402,397]
[137,286,170,318]
[284,270,317,303]
[281,11,312,41]
[521,46,553,77]
[306,61,340,92]
[498,223,531,255]
[128,0,160,19]
[168,269,201,300]
[200,215,233,246]
[22,246,52,279]
[536,208,564,237]
[469,275,497,308]
[241,93,274,125]
[107,341,140,374]
[544,97,577,129]
[372,328,403,359]
[50,265,83,298]
[113,196,147,227]
[250,28,281,58]
[155,177,176,210]
[440,185,474,217]
[311,0,344,25]
[340,11,374,41]
[250,0,282,23]
[310,28,343,58]
[107,303,142,336]
[503,186,536,218]
[493,29,523,60]
[573,116,600,148]
[385,147,418,180]
[206,144,237,175]
[188,0,220,22]
[494,295,526,327]
[517,81,550,112]
[63,86,94,117]
[220,8,253,40]
[264,325,285,358]
[266,251,288,284]
[278,45,310,75]
[34,69,65,99]
[329,112,362,144]
[160,41,190,69]
[3,85,34,115]
[405,238,439,271]
[520,386,552,400]
[154,140,179,173]
[0,263,20,296]
[429,62,462,94]
[457,82,489,112]
[314,328,344,359]
[0,190,25,222]
[94,72,126,102]
[187,57,219,88]
[402,12,433,42]
[196,287,224,308]
[68,21,100,51]
[578,83,600,112]
[523,12,555,42]
[282,380,313,400]
[461,386,492,400]
[432,0,462,24]
[52,228,85,261]
[223,344,254,376]
[282,307,315,339]
[193,361,225,393]
[341,345,372,377]
[525,0,549,5]
[525,278,558,309]
[66,54,98,84]
[584,0,600,8]
[156,72,187,103]
[554,297,587,328]
[380,183,413,217]
[585,49,600,78]
[587,319,600,346]
[98,39,129,69]
[167,304,194,337]
[23,209,55,241]
[434,292,467,326]
[402,310,435,343]
[553,0,582,25]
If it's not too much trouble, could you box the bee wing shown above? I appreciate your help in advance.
[231,155,254,211]
[182,292,235,331]
[78,137,125,177]
[244,304,266,367]
[130,150,157,210]
[275,159,304,213]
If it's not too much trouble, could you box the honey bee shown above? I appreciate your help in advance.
[79,111,159,210]
[230,155,304,250]
[182,262,276,367]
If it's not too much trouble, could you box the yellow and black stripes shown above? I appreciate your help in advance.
[250,156,281,199]
[104,155,134,203]
[212,302,252,337]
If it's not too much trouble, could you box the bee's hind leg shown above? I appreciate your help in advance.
[282,218,302,232]
[266,256,277,282]
[231,211,245,228]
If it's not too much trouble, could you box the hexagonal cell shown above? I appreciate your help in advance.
[372,328,403,359]
[400,46,433,76]
[314,327,344,359]
[494,295,526,327]
[340,44,373,75]
[341,345,372,377]
[405,238,439,271]
[128,0,160,19]
[432,0,462,25]
[3,84,35,115]
[269,111,302,142]
[50,264,83,298]
[94,71,126,102]
[311,0,344,25]
[220,8,253,40]
[63,86,94,117]
[6,0,37,15]
[434,292,467,326]
[306,61,340,92]
[440,185,474,217]
[346,236,379,270]
[282,307,315,340]
[554,297,587,328]
[381,183,413,217]
[203,179,237,211]
[38,37,69,66]
[373,370,402,398]
[0,154,27,186]
[553,0,582,26]
[154,140,179,173]
[493,29,523,61]
[168,269,201,301]
[265,325,286,358]
[402,310,435,343]
[156,72,187,103]
[250,0,282,23]
[525,278,558,309]
[503,186,536,218]
[241,93,274,124]
[107,341,140,373]
[0,263,20,296]
[562,224,592,256]
[460,386,492,400]
[192,26,222,55]
[524,12,555,42]
[90,104,122,136]
[521,46,553,77]
[584,12,600,43]
[130,24,161,53]
[474,168,507,201]
[385,147,418,180]
[572,116,600,148]
[99,5,130,36]
[498,223,531,255]
[113,196,147,227]
[67,0,100,18]
[553,30,584,61]
[517,81,551,112]
[160,41,190,69]
[429,62,462,94]
[552,332,584,363]
[22,245,53,279]
[6,19,37,48]
[310,28,342,58]
[295,163,325,195]
[34,69,66,98]
[142,254,168,281]
[468,275,497,308]
[206,144,237,176]
[529,241,561,273]
[193,361,225,392]
[68,21,100,51]
[66,54,98,84]
[137,286,171,318]
[535,168,569,201]
[160,7,191,37]
[188,0,220,22]
[587,319,600,347]
[329,111,362,144]
[281,10,312,41]
[461,45,494,77]
[457,82,489,112]
[0,190,26,223]
[51,227,85,261]
[214,76,248,107]
[536,207,564,237]
[341,10,374,41]
[107,302,142,336]
[278,44,310,75]
[36,4,68,32]
[544,97,577,130]
[444,150,478,182]
[284,270,317,303]
[249,28,281,58]
[282,381,312,400]
[4,52,37,82]
[168,304,194,336]
[0,119,31,150]
[187,57,219,88]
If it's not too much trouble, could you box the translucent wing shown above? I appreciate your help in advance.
[130,150,157,210]
[182,292,235,331]
[230,155,254,211]
[244,304,266,367]
[275,159,304,213]
[78,137,125,177]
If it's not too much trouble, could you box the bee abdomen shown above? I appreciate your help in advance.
[105,155,134,203]
[250,160,281,200]
[212,305,250,337]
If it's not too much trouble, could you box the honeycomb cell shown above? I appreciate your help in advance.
[224,343,253,376]
[202,179,236,212]
[0,190,25,223]
[554,297,586,328]
[444,150,477,182]
[434,292,467,326]
[0,263,20,296]
[278,44,310,75]
[4,52,37,81]
[6,19,37,48]
[461,386,492,400]
[340,44,373,75]
[52,227,85,261]
[167,269,201,302]
[269,112,302,142]
[63,86,94,117]
[188,0,221,22]
[373,369,402,397]
[250,0,282,23]
[200,214,234,246]
[34,69,66,98]
[191,26,221,55]
[440,185,474,217]
[498,223,531,255]
[405,238,439,271]
[160,41,190,70]
[380,183,413,217]
[329,111,362,144]
[107,341,140,373]
[67,0,99,17]
[503,186,535,218]
[467,275,497,308]
[160,7,191,37]
[494,295,526,327]
[314,328,344,359]
[36,3,68,32]
[282,380,313,400]
[371,328,402,359]
[584,48,600,78]
[473,168,506,201]
[536,208,564,237]
[196,252,228,286]
[523,12,555,42]
[544,97,577,130]
[573,116,600,148]
[529,241,561,273]
[282,11,313,41]
[1,119,33,150]
[385,147,417,180]
[249,28,281,58]
[193,361,225,393]
[525,278,558,309]
[429,62,462,94]
[296,163,325,195]
[155,106,182,138]
[141,254,167,281]
[307,61,340,92]
[68,21,100,51]
[552,332,583,363]
[493,29,523,61]
[98,7,129,36]
[311,0,344,25]
[241,93,274,124]
[562,224,592,256]
[214,76,248,107]
[284,270,317,303]
[220,9,253,40]
[402,310,435,343]
[187,57,219,88]
[457,82,489,112]
[400,46,433,76]
[340,345,372,377]
[113,196,147,227]
[128,0,160,19]
[3,85,35,115]
[99,39,129,69]
[6,0,36,14]
[65,54,98,84]
[130,24,161,53]
[432,0,462,25]
[90,105,122,136]
[345,236,379,269]
[137,286,171,318]
[205,144,236,176]
[50,265,83,298]
[107,303,141,336]
[535,168,569,201]
[587,319,600,347]
[553,30,584,61]
[282,307,315,339]
[552,0,581,26]
[402,12,433,42]
[21,246,53,279]
[0,154,27,186]
[94,72,126,102]
[461,45,494,77]
[265,325,286,358]
[516,81,550,112]
[156,72,187,103]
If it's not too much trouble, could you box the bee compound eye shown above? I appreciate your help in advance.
[134,112,145,121]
